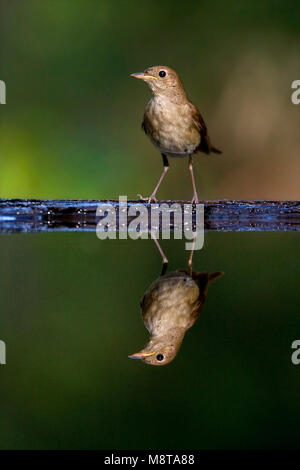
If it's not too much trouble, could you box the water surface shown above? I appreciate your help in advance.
[0,232,299,449]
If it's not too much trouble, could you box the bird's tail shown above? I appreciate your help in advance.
[210,145,222,154]
[208,271,224,282]
[190,271,224,295]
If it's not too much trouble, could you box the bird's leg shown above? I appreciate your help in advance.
[139,154,169,203]
[187,232,197,275]
[188,155,199,204]
[151,231,168,276]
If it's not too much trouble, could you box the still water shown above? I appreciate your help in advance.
[0,232,299,449]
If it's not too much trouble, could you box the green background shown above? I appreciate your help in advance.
[0,0,300,450]
[0,0,300,200]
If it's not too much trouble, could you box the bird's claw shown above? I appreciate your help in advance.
[138,194,157,203]
[191,196,199,204]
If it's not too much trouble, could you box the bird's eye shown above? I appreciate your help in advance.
[156,354,164,361]
[159,70,166,78]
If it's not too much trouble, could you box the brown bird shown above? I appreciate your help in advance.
[128,269,223,366]
[131,65,221,203]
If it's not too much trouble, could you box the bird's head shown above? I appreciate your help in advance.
[128,333,184,366]
[131,65,185,97]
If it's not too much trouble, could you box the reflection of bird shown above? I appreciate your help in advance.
[128,269,223,366]
[131,65,221,203]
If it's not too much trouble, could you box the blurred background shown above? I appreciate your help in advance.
[0,0,299,200]
[0,0,300,451]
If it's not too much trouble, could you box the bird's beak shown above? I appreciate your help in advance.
[128,351,156,360]
[130,72,158,81]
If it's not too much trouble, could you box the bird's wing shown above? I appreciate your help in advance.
[189,102,222,154]
[189,102,211,154]
[141,110,152,136]
[178,270,223,327]
[141,115,146,133]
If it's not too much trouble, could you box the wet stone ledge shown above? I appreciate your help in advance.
[0,198,300,233]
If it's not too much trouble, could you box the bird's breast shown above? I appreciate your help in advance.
[144,98,200,156]
[141,273,200,336]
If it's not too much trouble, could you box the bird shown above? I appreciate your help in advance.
[131,65,221,203]
[128,269,223,366]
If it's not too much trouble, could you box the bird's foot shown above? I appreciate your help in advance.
[191,194,199,204]
[138,194,157,203]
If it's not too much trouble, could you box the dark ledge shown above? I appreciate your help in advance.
[0,198,300,233]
